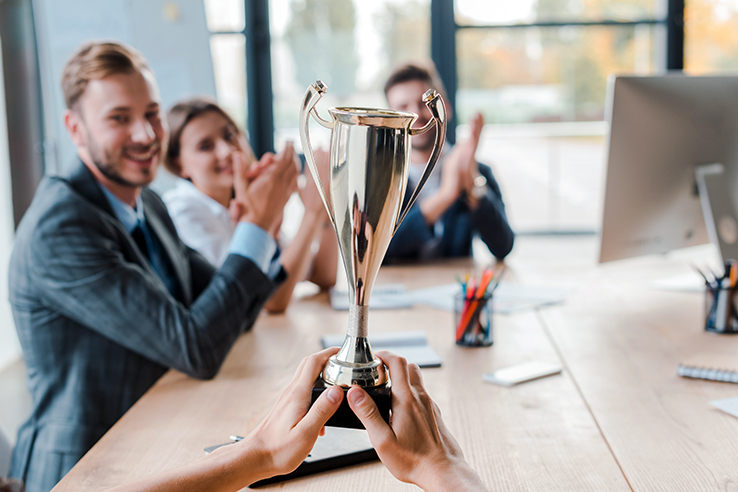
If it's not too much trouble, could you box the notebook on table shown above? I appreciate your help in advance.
[677,354,738,383]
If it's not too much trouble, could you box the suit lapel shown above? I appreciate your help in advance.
[142,190,192,304]
[64,162,151,269]
[65,162,190,300]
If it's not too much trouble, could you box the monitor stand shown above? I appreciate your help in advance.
[650,163,738,292]
[695,163,738,275]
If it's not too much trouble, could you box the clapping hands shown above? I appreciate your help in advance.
[230,142,299,235]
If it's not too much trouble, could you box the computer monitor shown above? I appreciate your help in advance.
[599,74,738,268]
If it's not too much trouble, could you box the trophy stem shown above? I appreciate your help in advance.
[321,304,389,387]
[348,305,368,338]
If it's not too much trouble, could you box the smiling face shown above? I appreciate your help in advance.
[65,69,166,195]
[176,110,244,200]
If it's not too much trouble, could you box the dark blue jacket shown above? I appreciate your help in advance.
[385,162,514,262]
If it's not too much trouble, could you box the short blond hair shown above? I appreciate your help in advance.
[61,40,151,109]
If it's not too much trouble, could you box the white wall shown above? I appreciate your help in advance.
[0,35,21,370]
[32,0,217,176]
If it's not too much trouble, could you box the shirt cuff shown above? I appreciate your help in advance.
[228,222,278,275]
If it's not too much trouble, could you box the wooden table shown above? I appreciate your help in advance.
[54,236,738,491]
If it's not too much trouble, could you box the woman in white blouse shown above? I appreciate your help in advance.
[163,97,337,313]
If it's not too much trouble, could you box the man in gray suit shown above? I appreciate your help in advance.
[8,41,297,491]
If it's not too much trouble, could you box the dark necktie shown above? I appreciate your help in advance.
[131,223,149,259]
[131,220,183,302]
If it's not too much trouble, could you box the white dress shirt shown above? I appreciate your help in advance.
[163,180,280,277]
[163,180,234,266]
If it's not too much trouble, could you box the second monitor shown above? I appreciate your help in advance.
[599,74,738,268]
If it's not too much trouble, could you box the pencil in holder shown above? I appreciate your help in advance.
[704,282,738,334]
[454,292,493,347]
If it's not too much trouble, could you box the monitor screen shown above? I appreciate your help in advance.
[599,74,738,264]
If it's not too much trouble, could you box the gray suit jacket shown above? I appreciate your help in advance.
[8,163,282,492]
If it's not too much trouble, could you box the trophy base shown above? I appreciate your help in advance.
[311,379,391,429]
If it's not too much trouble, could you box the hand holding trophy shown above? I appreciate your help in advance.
[299,80,446,428]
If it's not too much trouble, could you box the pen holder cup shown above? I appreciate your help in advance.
[704,284,738,334]
[454,292,493,347]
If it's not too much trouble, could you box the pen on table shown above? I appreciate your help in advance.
[719,261,732,288]
[708,267,721,287]
[691,263,712,287]
[468,265,504,337]
[463,277,477,315]
[488,265,507,294]
[470,268,494,332]
[456,274,466,297]
[230,435,244,442]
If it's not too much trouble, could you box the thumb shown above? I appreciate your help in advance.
[229,200,241,223]
[295,385,343,437]
[233,151,247,188]
[348,386,394,442]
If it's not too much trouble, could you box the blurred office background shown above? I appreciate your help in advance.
[0,0,737,466]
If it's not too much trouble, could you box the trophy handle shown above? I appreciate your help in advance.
[299,80,336,227]
[393,89,447,235]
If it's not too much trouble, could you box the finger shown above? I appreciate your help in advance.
[347,386,395,446]
[281,347,338,405]
[294,384,343,438]
[245,166,261,181]
[284,154,300,180]
[407,362,423,387]
[233,152,247,192]
[229,200,242,224]
[471,112,484,139]
[288,166,299,191]
[286,355,311,388]
[374,350,412,396]
[250,153,275,177]
[284,140,294,156]
[277,143,296,172]
[293,152,302,174]
[295,347,339,390]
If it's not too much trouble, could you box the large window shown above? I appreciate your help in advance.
[269,0,430,151]
[451,1,665,232]
[204,0,247,129]
[203,0,738,234]
[685,0,738,73]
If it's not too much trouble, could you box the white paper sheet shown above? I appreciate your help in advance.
[710,396,738,419]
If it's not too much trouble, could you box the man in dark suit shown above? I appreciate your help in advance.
[8,41,297,492]
[383,63,514,262]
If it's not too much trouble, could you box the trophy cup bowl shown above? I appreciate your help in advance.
[300,80,446,428]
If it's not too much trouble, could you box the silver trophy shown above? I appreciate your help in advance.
[300,80,446,426]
